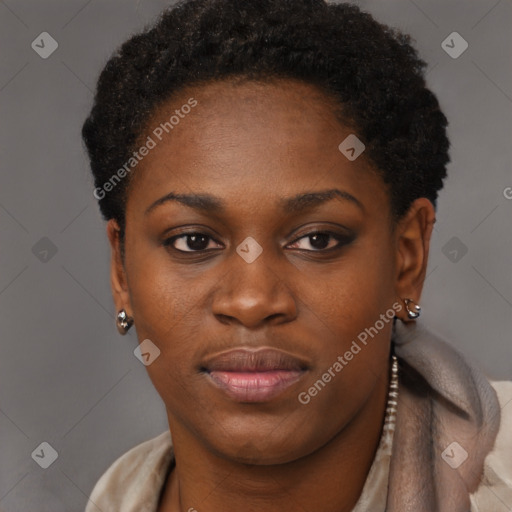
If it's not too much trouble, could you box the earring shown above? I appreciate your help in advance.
[404,298,421,319]
[116,309,134,335]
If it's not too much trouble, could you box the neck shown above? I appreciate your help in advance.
[159,365,390,512]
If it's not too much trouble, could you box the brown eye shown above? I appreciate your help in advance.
[163,233,219,252]
[288,231,354,252]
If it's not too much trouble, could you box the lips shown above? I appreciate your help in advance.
[201,348,309,402]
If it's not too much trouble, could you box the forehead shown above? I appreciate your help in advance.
[126,78,388,219]
[136,78,347,166]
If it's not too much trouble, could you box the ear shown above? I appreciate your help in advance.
[106,219,132,317]
[394,198,436,322]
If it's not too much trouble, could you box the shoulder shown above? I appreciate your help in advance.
[470,380,512,512]
[85,430,173,512]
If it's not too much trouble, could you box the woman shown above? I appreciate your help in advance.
[82,0,512,510]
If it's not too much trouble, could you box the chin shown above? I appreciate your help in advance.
[201,421,319,466]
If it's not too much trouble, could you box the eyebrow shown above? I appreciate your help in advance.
[144,188,364,216]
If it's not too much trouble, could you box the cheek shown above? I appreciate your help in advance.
[125,238,201,337]
[124,249,204,385]
[295,235,396,400]
[124,243,231,419]
[307,236,395,337]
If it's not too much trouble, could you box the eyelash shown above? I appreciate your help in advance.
[162,230,354,254]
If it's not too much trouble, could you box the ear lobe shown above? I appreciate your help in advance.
[394,198,436,320]
[106,219,131,314]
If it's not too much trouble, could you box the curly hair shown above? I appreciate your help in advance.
[82,0,450,241]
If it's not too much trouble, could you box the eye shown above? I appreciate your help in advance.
[287,231,353,252]
[163,232,222,253]
[163,229,353,254]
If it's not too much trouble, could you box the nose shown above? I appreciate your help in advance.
[212,249,298,328]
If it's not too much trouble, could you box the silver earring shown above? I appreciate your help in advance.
[116,309,134,335]
[404,298,421,319]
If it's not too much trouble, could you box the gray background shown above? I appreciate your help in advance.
[0,0,511,510]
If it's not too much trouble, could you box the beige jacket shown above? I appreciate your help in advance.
[85,381,512,512]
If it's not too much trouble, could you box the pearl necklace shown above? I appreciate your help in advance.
[381,354,399,446]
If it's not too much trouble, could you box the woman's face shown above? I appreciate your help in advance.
[108,78,422,464]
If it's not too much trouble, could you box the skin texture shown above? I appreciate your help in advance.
[106,78,435,512]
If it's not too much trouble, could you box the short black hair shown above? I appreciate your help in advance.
[82,0,449,240]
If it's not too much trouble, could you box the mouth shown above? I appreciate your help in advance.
[201,347,309,403]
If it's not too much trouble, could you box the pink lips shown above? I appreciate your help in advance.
[202,348,308,402]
